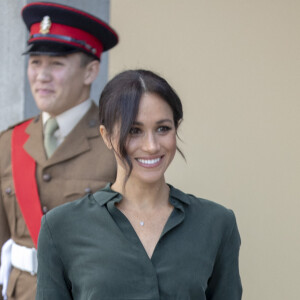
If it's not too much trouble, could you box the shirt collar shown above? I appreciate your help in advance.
[93,183,191,208]
[168,184,191,205]
[42,99,92,138]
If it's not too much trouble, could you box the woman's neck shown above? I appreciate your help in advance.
[112,176,170,210]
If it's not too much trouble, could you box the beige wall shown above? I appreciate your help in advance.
[109,1,300,299]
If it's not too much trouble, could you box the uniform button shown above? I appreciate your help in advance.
[42,206,48,214]
[5,187,12,195]
[88,119,97,128]
[42,174,51,182]
[84,187,92,193]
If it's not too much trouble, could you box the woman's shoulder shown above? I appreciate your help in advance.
[44,194,94,225]
[169,185,237,226]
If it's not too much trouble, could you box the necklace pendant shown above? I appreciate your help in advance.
[140,221,144,226]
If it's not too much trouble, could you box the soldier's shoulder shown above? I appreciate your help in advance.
[1,117,36,135]
[0,116,40,138]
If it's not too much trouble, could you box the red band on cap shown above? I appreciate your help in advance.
[30,22,103,58]
[23,2,118,40]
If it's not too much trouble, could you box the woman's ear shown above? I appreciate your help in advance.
[100,125,112,150]
[84,60,100,85]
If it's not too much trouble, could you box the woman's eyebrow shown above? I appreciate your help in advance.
[156,119,173,125]
[133,119,173,126]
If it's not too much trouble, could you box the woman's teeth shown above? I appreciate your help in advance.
[137,157,161,165]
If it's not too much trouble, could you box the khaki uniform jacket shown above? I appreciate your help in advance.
[0,103,116,300]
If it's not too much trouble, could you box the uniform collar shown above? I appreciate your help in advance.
[24,101,99,167]
[42,99,92,138]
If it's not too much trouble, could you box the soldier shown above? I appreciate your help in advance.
[0,2,118,299]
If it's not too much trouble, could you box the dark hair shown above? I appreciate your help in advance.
[99,69,184,178]
[80,52,98,67]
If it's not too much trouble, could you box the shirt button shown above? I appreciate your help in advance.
[5,187,12,195]
[84,187,92,194]
[42,174,51,182]
[42,206,48,214]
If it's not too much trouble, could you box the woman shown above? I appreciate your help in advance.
[36,70,242,299]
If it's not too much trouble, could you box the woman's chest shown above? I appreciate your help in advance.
[61,222,217,299]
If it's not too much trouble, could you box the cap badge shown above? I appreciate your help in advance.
[40,16,52,34]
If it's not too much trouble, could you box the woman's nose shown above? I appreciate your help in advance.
[142,133,160,153]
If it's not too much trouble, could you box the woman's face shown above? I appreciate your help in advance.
[110,92,177,185]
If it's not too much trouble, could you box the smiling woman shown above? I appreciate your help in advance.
[98,70,183,185]
[102,93,177,185]
[36,69,242,300]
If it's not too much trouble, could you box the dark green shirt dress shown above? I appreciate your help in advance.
[36,184,242,299]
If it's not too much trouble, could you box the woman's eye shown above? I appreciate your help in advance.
[157,126,171,133]
[129,127,141,135]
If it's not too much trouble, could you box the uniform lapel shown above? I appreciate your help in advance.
[23,115,47,166]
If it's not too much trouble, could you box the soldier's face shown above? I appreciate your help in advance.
[27,53,89,116]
